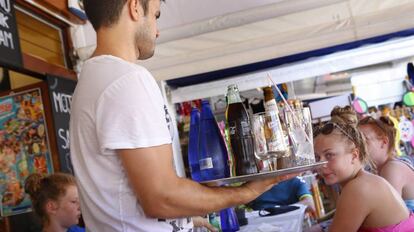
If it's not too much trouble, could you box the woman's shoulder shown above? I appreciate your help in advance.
[380,159,414,182]
[334,173,380,215]
[383,158,414,174]
[344,171,387,195]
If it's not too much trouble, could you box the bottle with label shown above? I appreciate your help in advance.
[188,107,202,181]
[199,100,230,181]
[225,84,258,176]
[277,101,291,150]
[262,87,288,156]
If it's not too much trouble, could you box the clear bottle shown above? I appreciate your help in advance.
[188,107,202,181]
[262,87,288,156]
[199,100,230,181]
[225,84,258,176]
[294,99,305,127]
[278,101,291,150]
[263,87,279,112]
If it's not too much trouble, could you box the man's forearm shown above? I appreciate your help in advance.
[143,177,260,219]
[118,145,285,219]
[141,171,297,218]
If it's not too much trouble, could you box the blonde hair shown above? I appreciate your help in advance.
[330,106,359,126]
[330,106,369,164]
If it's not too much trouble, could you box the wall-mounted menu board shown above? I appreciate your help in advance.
[0,88,53,216]
[0,0,22,68]
[46,75,76,174]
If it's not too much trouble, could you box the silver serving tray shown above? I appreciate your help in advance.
[200,161,327,186]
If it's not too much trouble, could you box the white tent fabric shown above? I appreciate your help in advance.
[71,0,414,81]
[142,0,414,81]
[169,35,414,103]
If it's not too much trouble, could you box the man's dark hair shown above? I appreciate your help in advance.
[83,0,160,30]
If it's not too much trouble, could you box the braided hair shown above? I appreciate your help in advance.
[330,106,369,164]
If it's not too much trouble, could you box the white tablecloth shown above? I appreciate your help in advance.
[239,204,306,232]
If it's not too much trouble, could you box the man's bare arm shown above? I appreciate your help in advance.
[119,144,282,219]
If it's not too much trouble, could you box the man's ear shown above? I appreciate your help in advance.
[128,0,143,21]
[45,200,59,215]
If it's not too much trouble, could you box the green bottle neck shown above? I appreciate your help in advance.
[227,90,242,104]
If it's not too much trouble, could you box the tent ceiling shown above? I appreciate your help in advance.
[137,0,414,81]
[168,35,414,103]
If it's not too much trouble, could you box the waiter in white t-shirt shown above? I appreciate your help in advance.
[70,1,290,231]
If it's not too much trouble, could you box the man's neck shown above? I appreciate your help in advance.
[93,28,138,63]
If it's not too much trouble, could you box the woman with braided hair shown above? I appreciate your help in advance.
[311,106,413,232]
[24,173,84,232]
[358,116,414,212]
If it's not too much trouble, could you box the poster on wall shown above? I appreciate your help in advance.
[0,0,23,68]
[0,88,53,217]
[46,75,76,174]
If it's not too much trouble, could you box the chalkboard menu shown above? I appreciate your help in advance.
[46,75,76,173]
[0,0,22,68]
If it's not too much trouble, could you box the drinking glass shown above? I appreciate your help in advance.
[251,112,288,171]
[301,107,315,163]
[284,107,314,165]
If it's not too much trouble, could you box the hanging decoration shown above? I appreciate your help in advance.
[403,92,414,106]
[403,63,414,106]
[352,97,368,114]
[399,116,414,142]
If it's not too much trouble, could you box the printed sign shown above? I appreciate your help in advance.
[0,88,53,216]
[0,0,22,68]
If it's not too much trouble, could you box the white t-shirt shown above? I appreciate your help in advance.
[70,55,193,232]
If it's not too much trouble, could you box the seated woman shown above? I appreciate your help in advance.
[24,173,84,232]
[313,106,413,232]
[358,116,414,212]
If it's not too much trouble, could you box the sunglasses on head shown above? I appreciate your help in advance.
[314,122,354,142]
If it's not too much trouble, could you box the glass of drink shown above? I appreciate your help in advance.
[301,107,315,164]
[251,112,288,171]
[284,107,314,165]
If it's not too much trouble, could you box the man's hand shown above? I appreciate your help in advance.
[192,216,218,232]
[243,172,302,198]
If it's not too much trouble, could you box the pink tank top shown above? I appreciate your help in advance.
[358,213,414,232]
